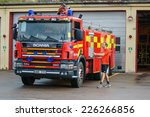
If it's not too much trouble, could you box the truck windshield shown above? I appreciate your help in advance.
[18,21,71,42]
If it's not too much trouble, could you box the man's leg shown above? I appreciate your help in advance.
[105,73,111,87]
[100,72,106,84]
[97,72,106,88]
[97,73,105,88]
[106,74,110,84]
[104,65,111,87]
[97,64,106,88]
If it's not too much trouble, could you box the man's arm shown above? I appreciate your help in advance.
[94,52,105,57]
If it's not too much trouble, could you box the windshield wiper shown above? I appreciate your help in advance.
[20,34,44,42]
[45,36,59,42]
[30,35,43,42]
[19,34,32,42]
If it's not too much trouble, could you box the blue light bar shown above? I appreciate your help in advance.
[28,10,34,16]
[47,58,54,62]
[26,57,33,62]
[34,51,38,55]
[67,8,73,16]
[42,51,46,55]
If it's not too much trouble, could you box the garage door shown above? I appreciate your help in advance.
[12,12,126,72]
[74,12,126,72]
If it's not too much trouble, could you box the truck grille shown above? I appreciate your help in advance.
[21,47,62,69]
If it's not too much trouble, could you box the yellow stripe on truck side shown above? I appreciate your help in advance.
[114,43,116,48]
[86,36,90,42]
[106,35,112,49]
[94,37,97,42]
[111,37,116,48]
[111,38,114,44]
[106,35,110,44]
[73,44,83,49]
[97,42,101,48]
[101,37,104,43]
[90,42,94,48]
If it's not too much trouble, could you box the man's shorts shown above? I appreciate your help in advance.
[101,64,109,73]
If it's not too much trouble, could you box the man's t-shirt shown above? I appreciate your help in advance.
[101,48,110,65]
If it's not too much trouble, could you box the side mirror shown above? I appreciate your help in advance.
[13,24,17,40]
[75,29,83,41]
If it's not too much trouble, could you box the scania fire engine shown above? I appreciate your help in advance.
[13,10,116,88]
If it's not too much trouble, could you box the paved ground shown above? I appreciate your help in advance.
[0,70,150,100]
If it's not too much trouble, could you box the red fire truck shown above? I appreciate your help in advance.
[13,11,116,88]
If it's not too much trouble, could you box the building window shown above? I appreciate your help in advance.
[116,37,120,44]
[116,46,120,52]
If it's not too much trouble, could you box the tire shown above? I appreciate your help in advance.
[21,76,35,86]
[71,62,84,88]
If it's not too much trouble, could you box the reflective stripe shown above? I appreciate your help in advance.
[22,54,60,58]
[101,37,104,43]
[114,43,116,48]
[73,45,78,48]
[94,36,98,42]
[24,48,61,51]
[78,44,83,48]
[26,52,58,55]
[108,43,112,48]
[73,44,83,49]
[86,36,90,42]
[106,35,110,44]
[97,43,101,48]
[111,38,114,44]
[77,49,81,56]
[90,42,94,48]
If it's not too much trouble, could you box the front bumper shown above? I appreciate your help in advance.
[15,68,78,79]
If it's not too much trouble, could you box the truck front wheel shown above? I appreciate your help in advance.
[71,62,84,88]
[21,76,35,86]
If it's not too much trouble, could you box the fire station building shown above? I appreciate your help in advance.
[0,1,150,73]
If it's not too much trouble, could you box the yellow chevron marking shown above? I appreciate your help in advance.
[86,36,90,42]
[90,42,94,48]
[73,44,83,49]
[94,36,98,42]
[101,37,104,43]
[97,43,101,48]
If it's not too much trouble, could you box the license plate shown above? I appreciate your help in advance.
[34,70,46,74]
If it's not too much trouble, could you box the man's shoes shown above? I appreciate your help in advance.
[97,84,103,88]
[104,84,111,88]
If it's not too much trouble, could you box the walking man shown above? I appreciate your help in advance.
[94,42,111,88]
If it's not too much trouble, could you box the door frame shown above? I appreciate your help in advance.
[9,13,13,70]
[136,10,150,72]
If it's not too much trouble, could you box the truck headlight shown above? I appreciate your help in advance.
[53,64,59,67]
[23,62,30,66]
[60,64,74,69]
[16,62,23,67]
